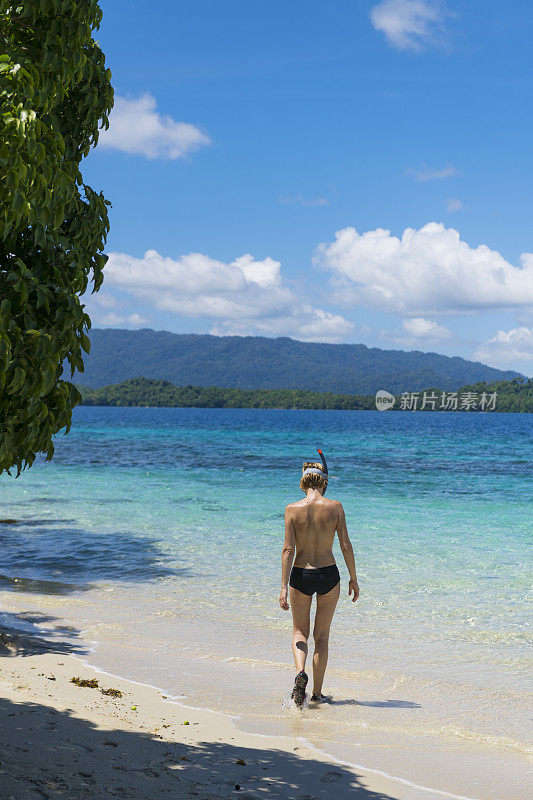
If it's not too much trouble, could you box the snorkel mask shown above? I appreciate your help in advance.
[302,448,329,492]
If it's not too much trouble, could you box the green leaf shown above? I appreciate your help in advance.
[9,367,26,394]
[0,0,113,475]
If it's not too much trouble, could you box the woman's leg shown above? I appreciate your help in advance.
[312,582,340,696]
[289,586,312,672]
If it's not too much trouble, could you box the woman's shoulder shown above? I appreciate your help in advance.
[322,495,341,506]
[285,499,305,511]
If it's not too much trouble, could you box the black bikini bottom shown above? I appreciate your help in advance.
[289,564,340,596]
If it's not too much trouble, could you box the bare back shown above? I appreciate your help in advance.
[286,495,342,569]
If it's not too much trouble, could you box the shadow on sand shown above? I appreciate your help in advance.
[0,612,86,659]
[329,699,421,709]
[0,692,407,800]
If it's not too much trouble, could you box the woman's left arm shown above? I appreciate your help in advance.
[279,506,296,610]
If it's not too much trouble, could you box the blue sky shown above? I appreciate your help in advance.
[83,0,533,374]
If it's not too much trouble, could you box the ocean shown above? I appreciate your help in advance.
[1,407,531,799]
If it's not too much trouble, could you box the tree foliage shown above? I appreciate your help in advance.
[0,0,113,474]
[457,377,533,413]
[80,378,376,410]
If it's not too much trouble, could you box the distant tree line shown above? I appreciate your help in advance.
[78,376,532,412]
[79,378,374,409]
[452,377,532,413]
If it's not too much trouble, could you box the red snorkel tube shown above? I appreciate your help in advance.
[317,448,328,477]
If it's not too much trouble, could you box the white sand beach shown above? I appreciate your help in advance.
[0,625,481,800]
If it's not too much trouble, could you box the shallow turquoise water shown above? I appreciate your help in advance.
[1,407,531,656]
[1,408,532,798]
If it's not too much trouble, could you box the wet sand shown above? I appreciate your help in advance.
[0,627,463,800]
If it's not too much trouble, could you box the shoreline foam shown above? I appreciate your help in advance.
[72,653,484,800]
[1,601,530,800]
[1,637,470,800]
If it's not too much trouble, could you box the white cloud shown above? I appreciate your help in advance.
[101,248,353,342]
[370,0,449,51]
[292,308,353,341]
[406,163,460,182]
[315,222,533,315]
[210,307,352,342]
[473,327,533,369]
[94,311,149,327]
[98,94,211,159]
[279,195,329,207]
[84,293,149,327]
[366,317,453,349]
[445,197,464,212]
[104,250,288,319]
[401,317,452,338]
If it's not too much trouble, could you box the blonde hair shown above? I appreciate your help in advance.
[300,462,328,494]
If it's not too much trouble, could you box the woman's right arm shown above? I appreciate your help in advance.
[279,506,296,610]
[336,502,359,602]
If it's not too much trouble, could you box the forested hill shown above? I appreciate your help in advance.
[80,328,522,394]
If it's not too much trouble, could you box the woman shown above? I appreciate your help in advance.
[279,451,359,707]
